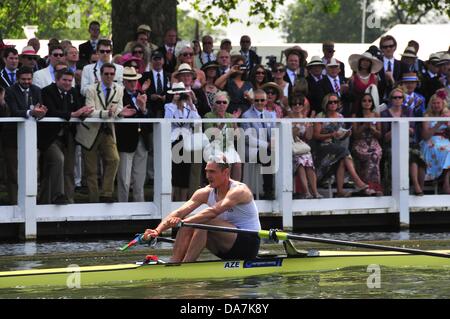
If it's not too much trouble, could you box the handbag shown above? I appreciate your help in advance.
[182,130,209,152]
[292,136,311,155]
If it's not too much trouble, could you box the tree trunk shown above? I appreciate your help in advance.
[111,0,177,54]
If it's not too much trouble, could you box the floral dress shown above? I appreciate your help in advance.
[420,121,450,181]
[292,123,314,175]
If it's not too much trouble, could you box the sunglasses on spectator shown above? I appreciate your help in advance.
[203,42,213,45]
[381,44,395,49]
[327,100,339,105]
[274,68,285,72]
[254,99,266,102]
[362,99,373,102]
[215,100,228,105]
[133,50,144,54]
[52,53,64,57]
[99,49,112,54]
[241,40,251,43]
[25,56,37,61]
[103,72,115,76]
[391,96,403,99]
[266,91,276,95]
[256,71,265,75]
[182,52,194,57]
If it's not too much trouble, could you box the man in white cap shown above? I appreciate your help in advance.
[305,55,325,114]
[115,67,152,202]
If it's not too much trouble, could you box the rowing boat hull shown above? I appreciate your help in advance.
[1,251,449,289]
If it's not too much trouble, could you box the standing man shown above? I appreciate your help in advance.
[142,50,170,118]
[33,45,66,89]
[378,35,408,102]
[115,67,152,202]
[158,29,178,76]
[321,41,346,80]
[39,69,93,204]
[80,39,124,96]
[241,89,277,199]
[0,47,19,89]
[305,56,326,114]
[75,63,132,203]
[239,35,260,70]
[3,67,47,204]
[64,46,79,74]
[199,35,216,66]
[216,50,231,76]
[79,21,101,65]
[143,155,261,262]
[283,46,308,92]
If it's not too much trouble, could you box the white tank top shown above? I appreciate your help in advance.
[207,181,261,230]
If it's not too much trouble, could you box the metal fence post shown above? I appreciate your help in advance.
[276,121,293,231]
[18,119,38,240]
[153,121,173,221]
[391,119,410,228]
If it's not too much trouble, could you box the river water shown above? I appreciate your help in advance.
[1,231,450,299]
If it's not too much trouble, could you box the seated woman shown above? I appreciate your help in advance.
[420,91,450,194]
[248,64,271,91]
[313,93,375,197]
[352,93,383,196]
[261,82,285,118]
[201,61,220,109]
[203,91,242,181]
[271,63,290,108]
[288,94,322,199]
[381,88,426,195]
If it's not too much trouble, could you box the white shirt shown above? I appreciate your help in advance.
[327,75,340,93]
[200,51,216,64]
[383,57,395,72]
[286,68,297,86]
[152,69,165,89]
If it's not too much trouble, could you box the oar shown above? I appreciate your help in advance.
[119,234,175,251]
[180,222,450,259]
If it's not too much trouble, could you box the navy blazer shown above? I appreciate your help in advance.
[38,83,82,151]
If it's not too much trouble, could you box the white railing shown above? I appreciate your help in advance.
[1,116,450,240]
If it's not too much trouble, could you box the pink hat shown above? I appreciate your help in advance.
[120,53,141,65]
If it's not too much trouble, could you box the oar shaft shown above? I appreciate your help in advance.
[181,222,450,259]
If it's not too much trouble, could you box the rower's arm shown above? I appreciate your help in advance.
[152,188,209,235]
[183,185,252,224]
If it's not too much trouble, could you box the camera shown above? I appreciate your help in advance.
[239,65,248,71]
[266,55,277,70]
[179,93,189,101]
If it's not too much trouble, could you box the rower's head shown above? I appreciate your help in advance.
[205,154,231,188]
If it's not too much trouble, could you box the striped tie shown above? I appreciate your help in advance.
[334,78,340,95]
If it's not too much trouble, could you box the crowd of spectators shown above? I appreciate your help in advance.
[0,21,449,204]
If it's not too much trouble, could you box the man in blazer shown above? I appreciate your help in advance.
[305,56,326,115]
[241,89,277,199]
[0,47,19,89]
[140,50,170,118]
[239,35,261,70]
[316,58,352,117]
[80,39,123,96]
[33,45,66,89]
[115,67,152,202]
[76,63,133,203]
[3,67,47,204]
[78,21,101,65]
[158,29,178,76]
[377,35,409,102]
[321,41,346,80]
[39,69,93,204]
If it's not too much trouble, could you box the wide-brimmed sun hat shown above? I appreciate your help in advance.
[348,51,383,73]
[123,66,142,81]
[167,82,191,94]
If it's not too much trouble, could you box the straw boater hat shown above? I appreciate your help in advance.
[284,45,308,60]
[20,46,40,57]
[201,61,220,72]
[348,51,383,73]
[122,67,142,81]
[326,58,340,68]
[399,72,420,83]
[167,82,191,94]
[174,63,197,79]
[427,52,442,65]
[307,55,325,68]
[401,46,418,59]
[436,53,450,66]
[137,24,151,33]
[260,82,283,99]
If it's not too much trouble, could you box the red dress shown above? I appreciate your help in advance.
[351,73,377,114]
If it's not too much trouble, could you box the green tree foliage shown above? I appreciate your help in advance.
[0,0,111,39]
[177,8,225,41]
[282,0,385,43]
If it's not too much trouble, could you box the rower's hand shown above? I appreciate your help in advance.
[143,229,159,240]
